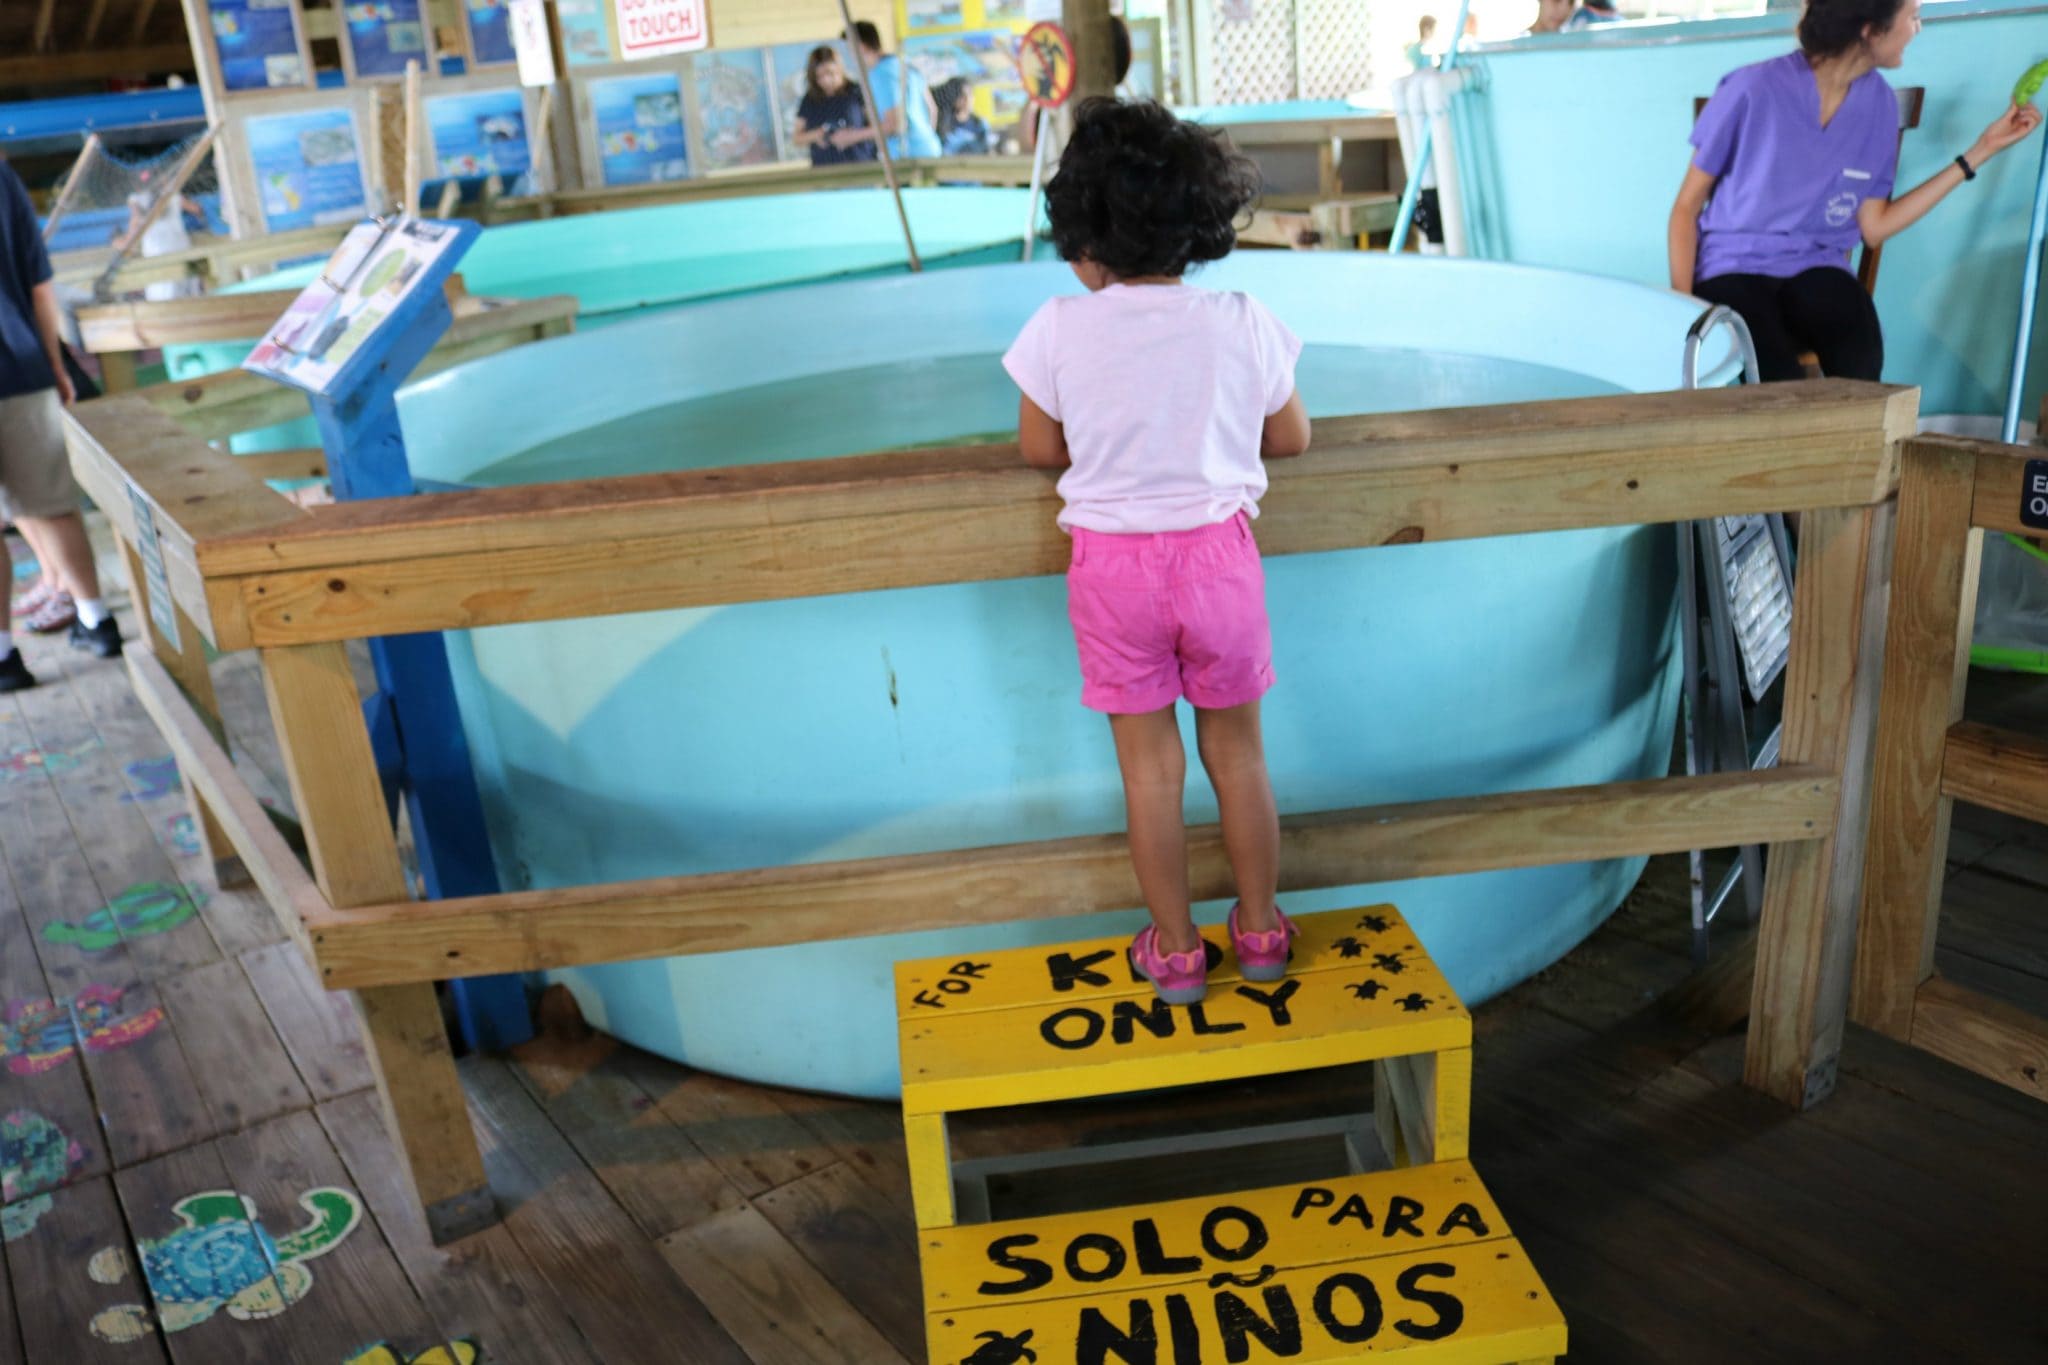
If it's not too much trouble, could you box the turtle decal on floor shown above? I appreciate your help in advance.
[1,1109,88,1203]
[344,1340,482,1364]
[3,983,165,1075]
[42,881,206,953]
[88,1186,364,1342]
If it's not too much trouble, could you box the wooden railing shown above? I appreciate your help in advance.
[63,377,1920,1242]
[1851,434,2048,1102]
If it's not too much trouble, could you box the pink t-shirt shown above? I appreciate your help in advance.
[1002,283,1303,534]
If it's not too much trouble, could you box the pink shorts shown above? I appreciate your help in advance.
[1067,512,1276,714]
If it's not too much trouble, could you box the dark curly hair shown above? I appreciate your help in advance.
[1045,99,1260,280]
[1797,0,1909,59]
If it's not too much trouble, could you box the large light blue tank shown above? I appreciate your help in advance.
[383,249,1732,1098]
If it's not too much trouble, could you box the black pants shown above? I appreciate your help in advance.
[1693,267,1883,383]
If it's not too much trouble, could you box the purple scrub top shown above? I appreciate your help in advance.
[1691,50,1900,283]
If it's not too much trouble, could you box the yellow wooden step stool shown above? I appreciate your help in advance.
[894,903,1567,1363]
[896,904,1474,1230]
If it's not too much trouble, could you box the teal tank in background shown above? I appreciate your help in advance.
[383,251,1735,1098]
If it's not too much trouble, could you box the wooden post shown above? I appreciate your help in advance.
[1064,0,1118,103]
[116,537,250,891]
[1744,501,1895,1108]
[259,641,496,1245]
[403,60,425,217]
[1851,442,1982,1037]
[40,133,103,245]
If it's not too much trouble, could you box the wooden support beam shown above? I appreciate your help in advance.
[193,382,1918,650]
[126,649,326,949]
[260,642,495,1245]
[1968,435,2048,535]
[77,290,301,354]
[305,766,1838,990]
[1851,442,1981,1039]
[84,0,113,46]
[131,0,165,44]
[0,41,192,86]
[1745,501,1895,1109]
[1942,721,2048,825]
[1911,977,2048,1103]
[33,0,57,50]
[63,396,307,650]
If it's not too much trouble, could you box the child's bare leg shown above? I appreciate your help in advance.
[1195,699,1279,932]
[1109,705,1196,953]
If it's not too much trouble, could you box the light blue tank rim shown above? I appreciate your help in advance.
[401,251,1741,484]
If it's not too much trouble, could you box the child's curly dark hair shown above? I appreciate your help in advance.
[1045,99,1261,279]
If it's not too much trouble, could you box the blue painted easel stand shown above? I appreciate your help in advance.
[296,223,532,1053]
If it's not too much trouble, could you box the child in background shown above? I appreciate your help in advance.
[1003,100,1312,1005]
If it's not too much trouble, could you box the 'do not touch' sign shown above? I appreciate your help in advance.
[613,0,707,60]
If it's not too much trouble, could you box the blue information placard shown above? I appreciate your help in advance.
[209,0,307,92]
[245,108,370,231]
[693,50,777,173]
[590,72,690,185]
[427,89,532,178]
[463,0,517,65]
[557,0,615,65]
[342,0,431,78]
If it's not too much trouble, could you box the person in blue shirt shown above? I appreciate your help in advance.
[851,20,941,161]
[0,160,122,691]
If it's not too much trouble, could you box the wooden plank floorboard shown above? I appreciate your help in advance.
[60,661,280,959]
[507,1033,746,1240]
[0,1236,19,1365]
[152,960,309,1136]
[461,1057,750,1365]
[659,1204,913,1365]
[1940,867,2048,980]
[7,665,221,982]
[0,879,111,1190]
[4,1176,168,1365]
[751,1161,926,1363]
[239,942,374,1103]
[614,1049,835,1200]
[318,1090,602,1365]
[214,1109,442,1363]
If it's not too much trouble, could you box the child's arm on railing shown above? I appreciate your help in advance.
[1018,394,1071,469]
[1262,390,1310,459]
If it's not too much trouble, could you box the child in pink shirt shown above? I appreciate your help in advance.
[1003,99,1312,1005]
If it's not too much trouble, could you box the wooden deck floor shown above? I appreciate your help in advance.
[2,530,2044,1364]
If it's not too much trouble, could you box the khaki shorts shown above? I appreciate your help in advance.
[0,388,83,521]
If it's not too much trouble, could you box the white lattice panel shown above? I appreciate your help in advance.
[1297,0,1374,100]
[1211,0,1297,105]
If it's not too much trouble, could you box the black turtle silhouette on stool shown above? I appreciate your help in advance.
[961,1328,1037,1364]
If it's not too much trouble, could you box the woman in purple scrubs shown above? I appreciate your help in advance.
[1668,0,2041,381]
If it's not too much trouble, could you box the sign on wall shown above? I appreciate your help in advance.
[208,0,310,92]
[462,0,518,67]
[613,0,709,61]
[244,106,370,232]
[558,0,616,64]
[589,70,690,184]
[340,0,435,79]
[427,89,534,179]
[507,0,558,87]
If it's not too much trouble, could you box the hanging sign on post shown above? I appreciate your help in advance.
[1016,19,1076,110]
[612,0,709,60]
[507,0,557,87]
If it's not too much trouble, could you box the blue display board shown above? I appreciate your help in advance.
[209,0,308,92]
[245,107,370,231]
[427,89,532,178]
[342,0,431,78]
[557,0,615,65]
[590,71,689,184]
[692,50,777,173]
[463,0,517,66]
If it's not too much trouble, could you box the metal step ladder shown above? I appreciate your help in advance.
[1679,307,1795,961]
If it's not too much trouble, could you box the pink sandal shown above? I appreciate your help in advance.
[1129,925,1208,1005]
[1229,904,1297,982]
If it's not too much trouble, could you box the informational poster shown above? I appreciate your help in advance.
[208,0,308,92]
[614,0,709,60]
[245,218,466,392]
[427,89,532,178]
[244,107,370,232]
[341,0,432,79]
[903,0,965,32]
[462,0,517,67]
[691,50,776,173]
[907,29,1029,127]
[589,71,689,184]
[557,0,615,65]
[508,0,557,86]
